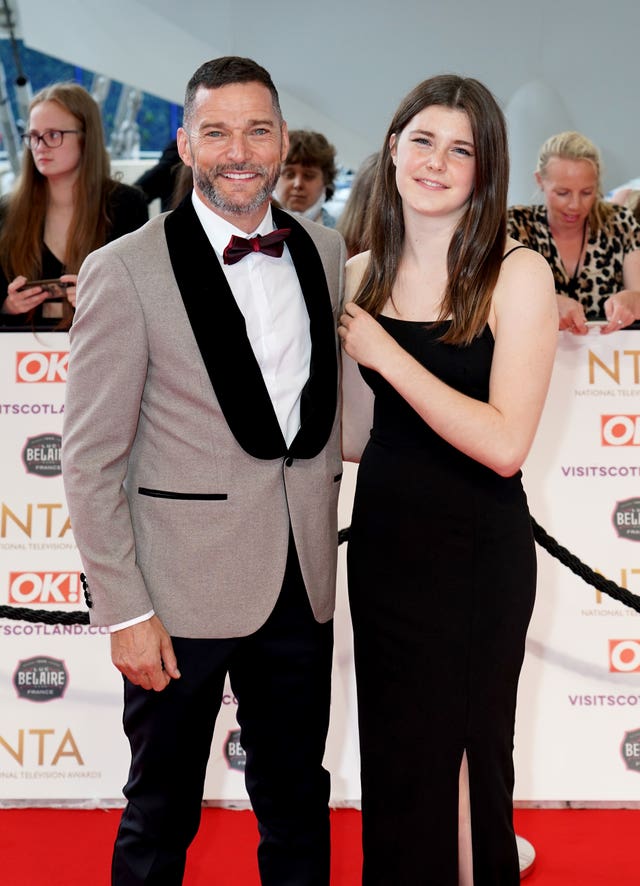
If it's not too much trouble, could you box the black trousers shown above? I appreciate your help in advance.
[111,536,334,885]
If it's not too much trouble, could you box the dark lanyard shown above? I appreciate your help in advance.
[567,220,587,299]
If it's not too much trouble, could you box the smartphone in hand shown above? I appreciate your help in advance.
[16,279,73,300]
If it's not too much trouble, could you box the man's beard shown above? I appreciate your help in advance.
[194,163,280,216]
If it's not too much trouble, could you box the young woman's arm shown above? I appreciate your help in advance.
[338,248,558,477]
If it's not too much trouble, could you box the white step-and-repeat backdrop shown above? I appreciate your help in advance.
[1,329,639,805]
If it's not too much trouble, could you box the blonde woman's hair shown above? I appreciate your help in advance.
[624,190,640,225]
[536,130,611,230]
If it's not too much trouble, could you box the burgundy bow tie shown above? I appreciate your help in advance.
[222,227,291,265]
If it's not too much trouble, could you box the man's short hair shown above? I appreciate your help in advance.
[184,56,282,126]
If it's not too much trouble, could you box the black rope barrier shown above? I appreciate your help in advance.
[0,604,89,625]
[1,519,639,624]
[530,518,640,613]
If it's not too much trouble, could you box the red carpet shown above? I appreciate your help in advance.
[0,806,638,884]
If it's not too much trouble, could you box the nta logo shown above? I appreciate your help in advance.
[16,351,68,383]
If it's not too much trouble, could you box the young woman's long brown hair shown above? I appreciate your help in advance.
[0,83,117,329]
[353,74,509,345]
[336,152,379,258]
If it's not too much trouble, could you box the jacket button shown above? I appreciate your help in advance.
[285,456,294,467]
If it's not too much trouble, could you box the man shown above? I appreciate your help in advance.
[62,57,344,885]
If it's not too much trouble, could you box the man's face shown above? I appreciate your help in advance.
[177,82,288,232]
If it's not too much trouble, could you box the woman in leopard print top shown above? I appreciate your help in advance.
[508,131,640,334]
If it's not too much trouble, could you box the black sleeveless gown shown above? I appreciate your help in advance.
[347,318,536,885]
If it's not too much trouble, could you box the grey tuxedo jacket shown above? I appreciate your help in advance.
[62,200,345,638]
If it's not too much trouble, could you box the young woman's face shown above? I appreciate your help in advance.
[390,104,476,222]
[27,101,84,183]
[535,157,598,233]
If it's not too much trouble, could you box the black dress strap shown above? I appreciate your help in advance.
[502,245,528,261]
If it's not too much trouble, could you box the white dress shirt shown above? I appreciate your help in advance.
[191,191,311,445]
[110,192,311,633]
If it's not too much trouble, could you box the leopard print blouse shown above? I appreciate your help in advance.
[507,204,640,320]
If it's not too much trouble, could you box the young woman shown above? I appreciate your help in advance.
[339,75,557,885]
[0,82,148,330]
[508,131,640,334]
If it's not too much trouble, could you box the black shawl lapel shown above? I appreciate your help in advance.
[272,208,339,459]
[164,197,287,459]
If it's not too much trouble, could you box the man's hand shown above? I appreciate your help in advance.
[111,615,181,691]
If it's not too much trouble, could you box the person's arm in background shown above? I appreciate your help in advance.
[133,140,180,211]
[1,274,50,319]
[508,204,588,335]
[0,198,50,322]
[341,252,375,463]
[599,249,640,333]
[600,209,640,333]
[107,182,150,240]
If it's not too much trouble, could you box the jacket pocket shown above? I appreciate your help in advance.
[138,487,228,501]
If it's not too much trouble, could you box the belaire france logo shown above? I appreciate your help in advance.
[612,498,640,541]
[621,728,640,773]
[13,656,68,702]
[224,729,246,772]
[21,433,62,477]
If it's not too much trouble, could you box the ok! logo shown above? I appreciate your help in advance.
[8,572,81,605]
[609,639,640,673]
[601,415,640,446]
[15,351,68,383]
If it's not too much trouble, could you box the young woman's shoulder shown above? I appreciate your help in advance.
[502,237,551,275]
[493,236,556,324]
[345,250,371,301]
[346,249,371,272]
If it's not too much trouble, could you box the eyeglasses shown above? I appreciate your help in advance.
[21,129,83,150]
